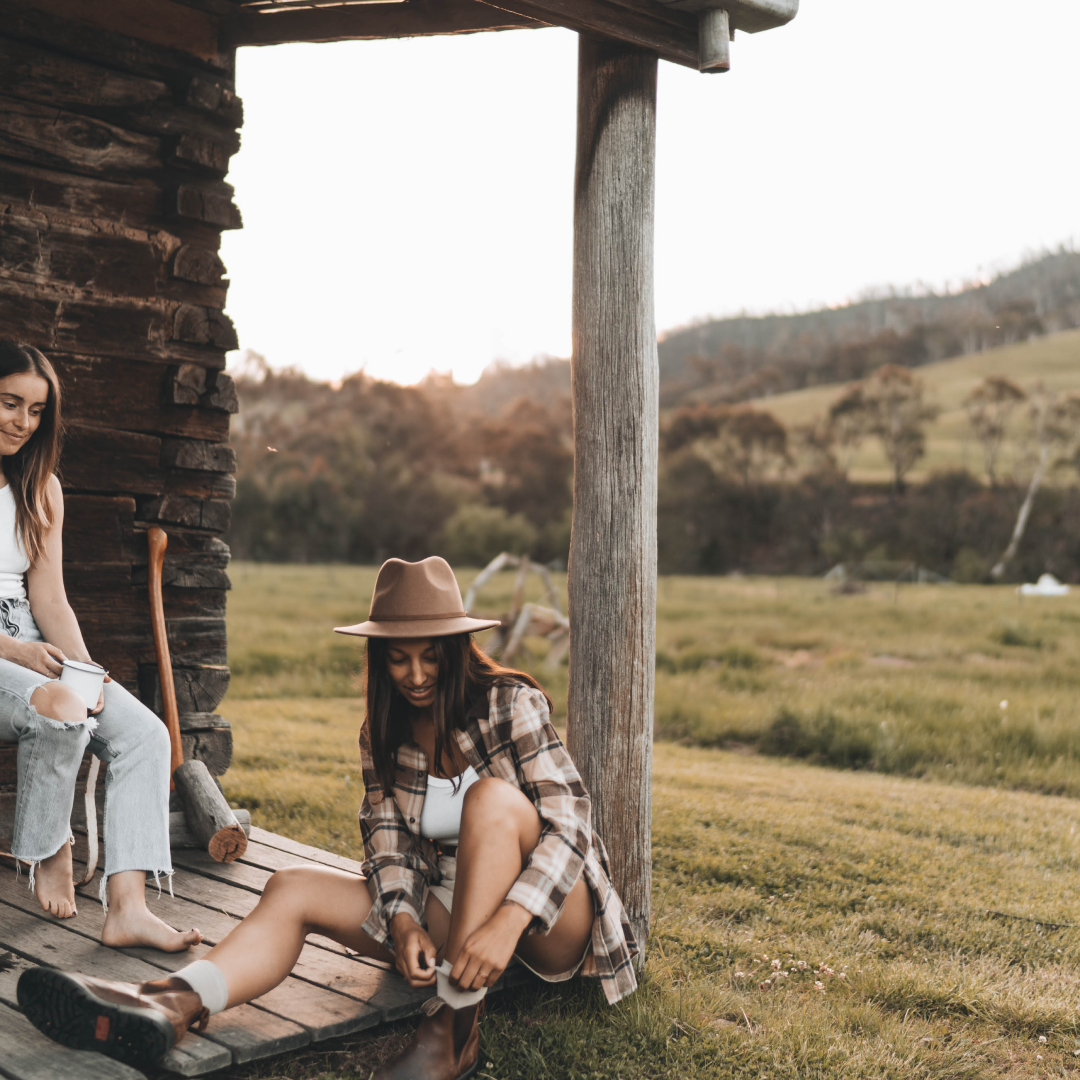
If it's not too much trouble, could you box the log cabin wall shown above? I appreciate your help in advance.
[0,0,241,789]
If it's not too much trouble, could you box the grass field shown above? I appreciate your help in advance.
[217,563,1080,1079]
[753,327,1080,484]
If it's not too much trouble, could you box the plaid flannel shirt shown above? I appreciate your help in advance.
[357,680,639,1004]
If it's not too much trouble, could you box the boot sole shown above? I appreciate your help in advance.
[17,967,177,1067]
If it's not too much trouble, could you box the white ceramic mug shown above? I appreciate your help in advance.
[59,660,107,710]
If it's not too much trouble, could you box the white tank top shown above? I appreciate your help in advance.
[419,765,480,844]
[0,485,29,601]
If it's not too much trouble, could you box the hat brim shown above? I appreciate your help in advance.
[334,615,502,638]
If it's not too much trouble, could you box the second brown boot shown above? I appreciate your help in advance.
[373,996,484,1080]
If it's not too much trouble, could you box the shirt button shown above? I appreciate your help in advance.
[409,817,415,823]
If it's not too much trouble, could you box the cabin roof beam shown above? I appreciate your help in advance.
[225,0,546,47]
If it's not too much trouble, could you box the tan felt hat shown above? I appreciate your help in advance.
[334,556,501,639]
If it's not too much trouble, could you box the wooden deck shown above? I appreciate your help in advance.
[0,827,518,1079]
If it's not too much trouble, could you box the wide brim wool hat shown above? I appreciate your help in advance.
[334,556,501,639]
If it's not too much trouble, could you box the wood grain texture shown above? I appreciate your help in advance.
[0,92,162,180]
[139,662,230,714]
[227,0,545,46]
[567,36,657,955]
[53,358,229,444]
[0,35,242,161]
[15,0,225,67]
[478,0,696,67]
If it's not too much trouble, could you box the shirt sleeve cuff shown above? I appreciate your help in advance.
[505,873,559,934]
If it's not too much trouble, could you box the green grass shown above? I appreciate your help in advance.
[755,327,1080,483]
[216,563,1080,1079]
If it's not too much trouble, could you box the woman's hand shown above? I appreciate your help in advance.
[450,901,532,991]
[389,913,437,988]
[3,639,66,677]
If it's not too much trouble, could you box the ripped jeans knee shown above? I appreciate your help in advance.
[29,681,98,735]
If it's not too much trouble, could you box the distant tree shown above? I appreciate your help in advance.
[964,376,1025,486]
[857,365,939,492]
[662,404,788,487]
[474,396,573,547]
[990,386,1080,579]
[827,385,869,477]
[791,418,838,475]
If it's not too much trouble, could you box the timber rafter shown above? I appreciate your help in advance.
[224,0,548,47]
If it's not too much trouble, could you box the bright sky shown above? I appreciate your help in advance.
[221,0,1080,386]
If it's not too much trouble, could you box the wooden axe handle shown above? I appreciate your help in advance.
[148,527,184,786]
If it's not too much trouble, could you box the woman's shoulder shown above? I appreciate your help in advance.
[490,678,551,724]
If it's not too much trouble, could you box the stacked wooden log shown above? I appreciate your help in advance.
[0,0,241,820]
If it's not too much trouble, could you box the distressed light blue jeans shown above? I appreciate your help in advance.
[0,598,173,898]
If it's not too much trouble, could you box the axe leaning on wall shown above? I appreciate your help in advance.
[148,526,247,863]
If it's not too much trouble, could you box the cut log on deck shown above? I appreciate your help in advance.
[567,35,658,955]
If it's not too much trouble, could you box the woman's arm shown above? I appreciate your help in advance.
[357,732,436,987]
[25,476,94,664]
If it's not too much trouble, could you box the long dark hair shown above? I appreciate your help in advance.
[364,633,551,794]
[0,342,63,564]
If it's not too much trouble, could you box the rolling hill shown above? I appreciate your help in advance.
[755,327,1080,483]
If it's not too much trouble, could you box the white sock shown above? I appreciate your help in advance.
[436,960,488,1009]
[173,959,230,1015]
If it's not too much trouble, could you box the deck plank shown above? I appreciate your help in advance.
[156,866,260,918]
[0,1000,146,1080]
[246,829,365,875]
[168,849,270,895]
[234,839,361,878]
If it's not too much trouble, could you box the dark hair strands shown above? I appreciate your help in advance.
[362,633,551,794]
[0,342,63,564]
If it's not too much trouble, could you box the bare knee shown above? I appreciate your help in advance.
[461,777,538,835]
[261,865,312,903]
[31,682,90,725]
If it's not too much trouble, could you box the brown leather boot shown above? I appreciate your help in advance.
[373,997,484,1080]
[17,966,209,1067]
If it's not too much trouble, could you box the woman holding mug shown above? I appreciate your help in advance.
[0,341,199,951]
[19,556,638,1078]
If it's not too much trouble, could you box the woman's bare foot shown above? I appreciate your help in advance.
[32,844,77,919]
[101,905,202,952]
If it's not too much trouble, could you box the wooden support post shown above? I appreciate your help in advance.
[567,35,658,955]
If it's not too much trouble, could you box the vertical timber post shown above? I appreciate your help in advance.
[567,35,658,956]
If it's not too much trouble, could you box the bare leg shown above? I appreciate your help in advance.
[27,683,90,920]
[446,778,594,976]
[100,871,202,952]
[30,842,77,919]
[202,865,393,1007]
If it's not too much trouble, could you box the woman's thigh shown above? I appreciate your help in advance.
[267,864,395,963]
[513,875,595,976]
[88,678,170,761]
[0,657,51,742]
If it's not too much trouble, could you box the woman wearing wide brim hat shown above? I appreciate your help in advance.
[20,556,639,1078]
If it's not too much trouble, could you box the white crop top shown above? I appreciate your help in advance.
[0,485,29,601]
[419,765,480,844]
